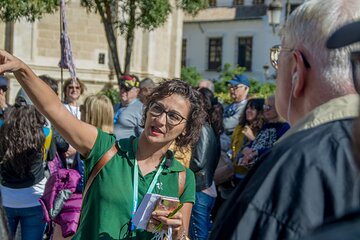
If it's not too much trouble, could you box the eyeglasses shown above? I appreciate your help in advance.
[351,51,360,93]
[263,104,273,111]
[0,86,7,92]
[270,45,311,70]
[148,102,187,126]
[228,84,245,90]
[68,86,80,90]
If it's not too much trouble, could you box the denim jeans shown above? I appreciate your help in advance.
[189,192,216,240]
[4,205,46,240]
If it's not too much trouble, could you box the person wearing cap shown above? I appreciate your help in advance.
[223,74,250,136]
[0,75,9,118]
[210,1,360,239]
[113,74,144,140]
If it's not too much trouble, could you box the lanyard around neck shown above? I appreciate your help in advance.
[130,139,166,232]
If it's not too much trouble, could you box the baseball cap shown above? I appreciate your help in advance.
[120,75,140,91]
[326,20,360,49]
[227,74,250,88]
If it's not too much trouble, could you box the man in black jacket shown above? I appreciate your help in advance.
[300,16,360,240]
[210,0,360,239]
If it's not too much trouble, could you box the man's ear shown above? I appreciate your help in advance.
[291,50,307,98]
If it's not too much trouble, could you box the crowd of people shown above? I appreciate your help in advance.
[0,0,360,239]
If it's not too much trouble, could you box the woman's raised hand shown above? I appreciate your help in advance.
[0,50,26,74]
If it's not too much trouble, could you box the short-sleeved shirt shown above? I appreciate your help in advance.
[73,129,195,240]
[113,99,144,140]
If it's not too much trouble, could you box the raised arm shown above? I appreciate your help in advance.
[0,50,97,157]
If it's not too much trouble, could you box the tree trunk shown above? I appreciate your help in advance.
[95,0,123,87]
[124,0,136,76]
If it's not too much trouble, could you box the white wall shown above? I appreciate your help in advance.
[183,0,304,82]
[183,18,279,82]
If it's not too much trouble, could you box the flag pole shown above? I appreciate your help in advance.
[60,0,64,102]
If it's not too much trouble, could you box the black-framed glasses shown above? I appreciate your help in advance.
[351,51,360,93]
[270,45,311,70]
[263,104,273,111]
[148,102,187,126]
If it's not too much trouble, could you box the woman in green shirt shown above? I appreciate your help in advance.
[0,49,206,239]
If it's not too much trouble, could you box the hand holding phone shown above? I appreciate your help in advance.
[154,203,184,232]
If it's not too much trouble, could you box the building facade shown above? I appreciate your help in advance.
[2,0,184,104]
[182,0,303,83]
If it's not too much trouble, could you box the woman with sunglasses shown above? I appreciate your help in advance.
[62,78,86,168]
[0,49,205,240]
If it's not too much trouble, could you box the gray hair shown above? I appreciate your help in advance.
[198,79,214,92]
[281,0,360,95]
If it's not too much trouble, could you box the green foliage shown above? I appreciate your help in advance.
[99,88,119,106]
[214,63,276,104]
[81,0,207,35]
[137,0,172,31]
[214,63,246,94]
[181,66,202,87]
[0,0,58,22]
[178,0,208,16]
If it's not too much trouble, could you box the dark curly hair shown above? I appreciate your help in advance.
[238,98,265,136]
[142,79,206,149]
[0,105,45,177]
[198,88,224,135]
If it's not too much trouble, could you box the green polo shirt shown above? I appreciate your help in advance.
[73,129,195,240]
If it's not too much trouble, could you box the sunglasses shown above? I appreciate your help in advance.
[68,86,81,90]
[0,86,7,92]
[351,51,360,93]
[270,45,311,70]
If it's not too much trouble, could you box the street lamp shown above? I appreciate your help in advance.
[267,0,283,34]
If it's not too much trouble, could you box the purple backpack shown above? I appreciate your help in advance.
[39,168,82,238]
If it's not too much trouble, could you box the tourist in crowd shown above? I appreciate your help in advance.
[198,79,214,92]
[113,75,144,140]
[189,88,223,240]
[300,17,360,240]
[239,95,290,167]
[223,74,250,136]
[0,52,205,239]
[138,77,156,104]
[210,0,360,239]
[63,78,85,120]
[0,103,47,239]
[62,78,86,168]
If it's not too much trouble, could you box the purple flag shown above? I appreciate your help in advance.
[59,0,77,83]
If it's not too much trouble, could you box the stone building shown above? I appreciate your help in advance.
[2,0,184,103]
